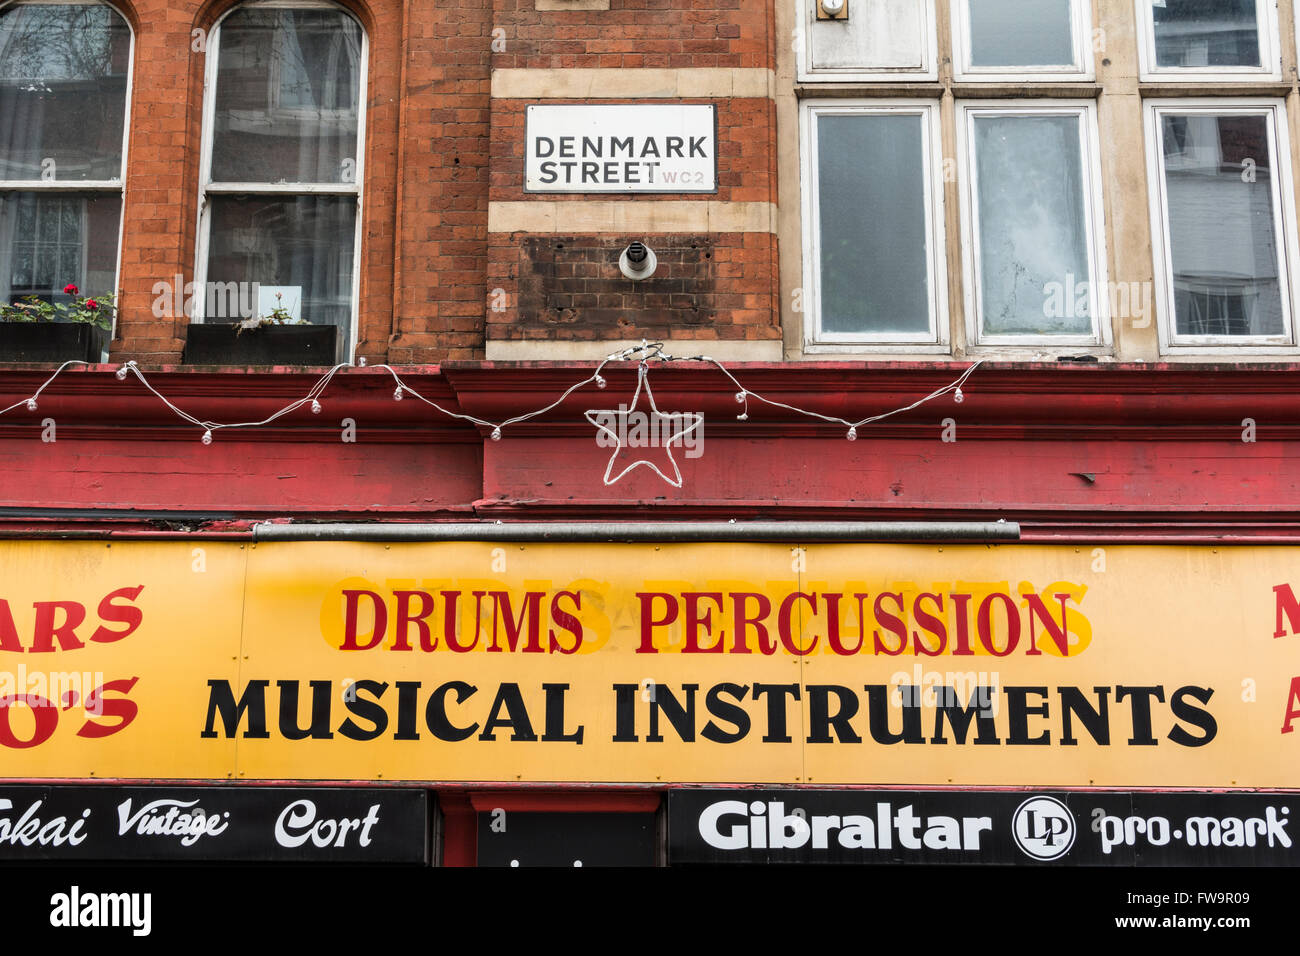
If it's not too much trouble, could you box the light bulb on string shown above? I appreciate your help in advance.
[201,430,213,445]
[595,375,606,389]
[311,399,322,414]
[393,386,404,401]
[846,426,857,441]
[954,388,964,404]
[25,399,36,411]
[115,367,128,381]
[490,427,502,442]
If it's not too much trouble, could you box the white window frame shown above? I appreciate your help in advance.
[0,0,134,347]
[193,0,367,362]
[796,0,938,83]
[800,99,949,351]
[1135,0,1281,83]
[951,0,1094,82]
[1144,98,1300,354]
[956,101,1110,350]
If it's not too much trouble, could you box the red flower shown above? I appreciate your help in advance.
[63,284,78,295]
[84,299,98,311]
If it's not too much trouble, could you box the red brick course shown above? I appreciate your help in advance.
[88,0,776,366]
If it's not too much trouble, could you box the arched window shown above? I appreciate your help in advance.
[0,1,132,343]
[194,0,366,362]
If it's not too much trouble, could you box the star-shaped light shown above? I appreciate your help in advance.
[585,364,704,488]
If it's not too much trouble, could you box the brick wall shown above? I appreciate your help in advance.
[89,0,776,365]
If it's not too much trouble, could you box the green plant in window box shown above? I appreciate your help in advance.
[235,291,309,335]
[0,284,114,332]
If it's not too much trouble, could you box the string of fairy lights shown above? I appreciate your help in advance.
[0,344,983,486]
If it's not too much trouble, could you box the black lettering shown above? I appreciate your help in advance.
[277,679,334,740]
[1005,686,1051,745]
[1059,686,1111,745]
[479,683,537,741]
[426,681,478,741]
[338,680,389,741]
[201,679,270,739]
[1168,685,1217,747]
[931,686,1000,745]
[1116,685,1165,746]
[701,682,750,743]
[807,684,861,743]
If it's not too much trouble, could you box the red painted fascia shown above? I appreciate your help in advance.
[1,361,1298,435]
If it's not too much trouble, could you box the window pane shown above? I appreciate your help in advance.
[210,8,362,184]
[0,3,130,180]
[1153,0,1260,68]
[817,114,930,336]
[973,114,1091,336]
[0,191,121,303]
[204,195,355,338]
[1161,113,1283,337]
[968,0,1075,68]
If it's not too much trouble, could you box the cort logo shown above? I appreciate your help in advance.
[49,885,151,936]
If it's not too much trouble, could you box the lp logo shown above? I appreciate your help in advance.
[1012,796,1076,861]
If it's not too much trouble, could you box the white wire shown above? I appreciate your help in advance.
[0,343,984,448]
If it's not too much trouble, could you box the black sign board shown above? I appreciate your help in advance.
[477,811,657,867]
[0,786,429,863]
[669,789,1300,866]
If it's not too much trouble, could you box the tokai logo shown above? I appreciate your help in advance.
[116,797,230,847]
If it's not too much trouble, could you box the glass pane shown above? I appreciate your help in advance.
[974,114,1091,336]
[204,195,355,340]
[817,114,930,336]
[1153,0,1260,68]
[968,0,1075,68]
[0,3,130,180]
[1161,113,1283,337]
[210,8,363,184]
[0,191,120,304]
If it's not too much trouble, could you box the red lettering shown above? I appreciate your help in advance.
[636,592,677,653]
[682,592,724,653]
[487,591,544,653]
[978,592,1020,656]
[90,585,144,644]
[341,590,387,651]
[825,593,864,656]
[730,592,774,654]
[913,592,946,656]
[548,590,583,654]
[1023,592,1072,656]
[0,600,21,653]
[29,601,86,653]
[392,590,436,652]
[0,694,58,748]
[873,592,907,656]
[950,593,975,655]
[77,677,140,739]
[778,592,817,655]
[1275,584,1300,639]
[1283,676,1300,734]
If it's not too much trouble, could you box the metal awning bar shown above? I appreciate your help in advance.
[252,520,1020,542]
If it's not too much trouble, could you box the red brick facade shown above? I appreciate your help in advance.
[96,0,777,365]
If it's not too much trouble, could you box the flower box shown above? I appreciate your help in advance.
[0,322,110,363]
[183,323,338,366]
